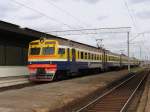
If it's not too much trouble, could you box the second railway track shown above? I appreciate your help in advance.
[76,70,148,112]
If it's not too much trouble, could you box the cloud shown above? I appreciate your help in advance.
[82,0,101,4]
[52,0,101,4]
[97,15,108,21]
[34,22,64,32]
[51,0,101,4]
[51,0,63,2]
[21,14,42,20]
[129,0,149,4]
[0,1,18,11]
[136,11,150,19]
[0,1,19,17]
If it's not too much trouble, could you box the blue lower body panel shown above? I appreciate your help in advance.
[28,61,90,73]
[28,61,103,81]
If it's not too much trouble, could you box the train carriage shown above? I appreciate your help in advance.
[107,52,121,67]
[28,38,106,81]
[28,38,139,81]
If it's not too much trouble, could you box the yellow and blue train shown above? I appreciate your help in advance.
[28,38,139,81]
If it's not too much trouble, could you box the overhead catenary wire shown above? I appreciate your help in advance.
[130,33,143,42]
[48,27,131,36]
[130,35,150,60]
[122,0,138,31]
[122,0,147,62]
[11,0,75,29]
[142,35,150,53]
[45,0,89,29]
[122,0,145,43]
[129,31,150,60]
[43,0,100,45]
[49,27,131,32]
[48,26,131,55]
[44,0,105,46]
[11,1,129,50]
[12,1,131,42]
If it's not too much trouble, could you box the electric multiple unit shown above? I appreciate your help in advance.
[28,38,139,81]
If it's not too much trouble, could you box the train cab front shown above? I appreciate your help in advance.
[28,64,57,81]
[28,38,58,81]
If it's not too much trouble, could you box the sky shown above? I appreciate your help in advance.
[0,0,150,60]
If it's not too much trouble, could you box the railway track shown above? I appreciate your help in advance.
[76,70,148,112]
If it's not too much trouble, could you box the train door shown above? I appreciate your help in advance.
[104,52,107,69]
[105,54,107,63]
[67,48,70,61]
[102,51,107,70]
[120,55,122,67]
[102,51,105,70]
[71,48,78,73]
[72,48,76,62]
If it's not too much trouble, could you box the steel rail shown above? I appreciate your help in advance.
[120,72,147,112]
[76,74,136,112]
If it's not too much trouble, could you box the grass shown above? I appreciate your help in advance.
[130,67,144,73]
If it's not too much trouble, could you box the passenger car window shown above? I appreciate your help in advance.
[81,52,84,59]
[85,53,87,59]
[58,48,65,54]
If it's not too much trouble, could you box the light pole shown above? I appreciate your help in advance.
[139,45,142,60]
[127,32,130,72]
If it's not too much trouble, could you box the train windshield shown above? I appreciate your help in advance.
[30,48,40,55]
[42,47,55,55]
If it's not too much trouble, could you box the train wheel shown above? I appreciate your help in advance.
[54,70,69,81]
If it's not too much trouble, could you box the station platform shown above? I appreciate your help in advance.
[0,76,28,88]
[0,69,133,112]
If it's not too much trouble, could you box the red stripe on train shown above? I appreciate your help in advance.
[28,64,57,68]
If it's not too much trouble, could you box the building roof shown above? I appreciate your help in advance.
[0,20,103,50]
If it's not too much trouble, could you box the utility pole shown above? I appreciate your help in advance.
[127,32,130,72]
[139,45,142,60]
